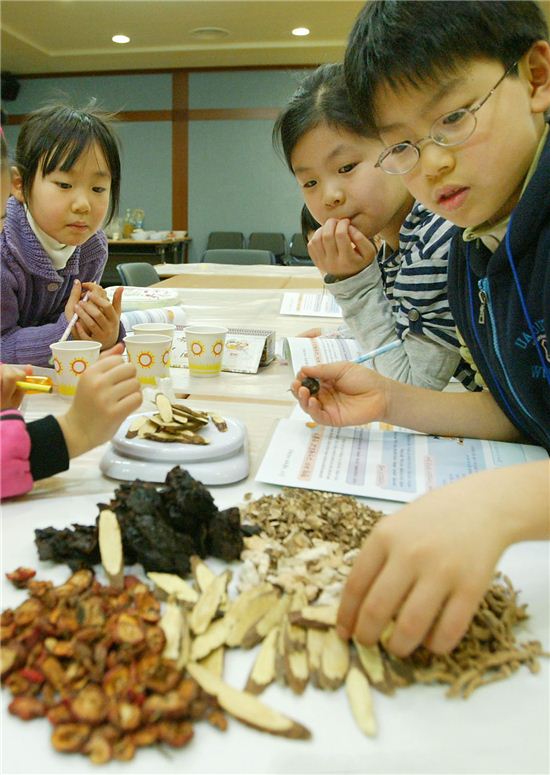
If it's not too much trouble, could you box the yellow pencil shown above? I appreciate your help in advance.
[16,381,53,394]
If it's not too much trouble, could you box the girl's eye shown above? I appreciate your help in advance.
[92,187,107,194]
[338,163,357,174]
[55,181,72,190]
[303,180,316,189]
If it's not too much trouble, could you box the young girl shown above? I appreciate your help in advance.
[274,64,477,391]
[0,103,125,367]
[0,127,142,499]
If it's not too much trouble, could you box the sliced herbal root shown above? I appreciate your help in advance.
[225,591,280,648]
[137,420,157,438]
[199,645,225,678]
[98,509,124,589]
[176,611,191,671]
[290,605,338,630]
[209,414,228,432]
[159,601,183,661]
[346,664,377,737]
[147,572,199,605]
[245,627,279,695]
[353,640,394,695]
[284,649,309,695]
[223,583,274,636]
[190,570,231,635]
[187,662,311,740]
[242,594,291,649]
[125,415,149,439]
[191,618,230,662]
[155,393,173,423]
[306,628,327,688]
[318,628,350,690]
[191,557,216,593]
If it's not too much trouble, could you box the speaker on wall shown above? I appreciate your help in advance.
[1,73,21,102]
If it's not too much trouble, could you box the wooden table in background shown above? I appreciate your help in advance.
[154,262,323,290]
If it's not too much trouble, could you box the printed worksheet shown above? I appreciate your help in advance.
[256,418,548,502]
[279,292,342,317]
[284,336,362,373]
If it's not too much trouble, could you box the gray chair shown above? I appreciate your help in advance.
[248,232,286,263]
[206,231,245,250]
[286,232,313,265]
[116,262,160,286]
[201,249,276,265]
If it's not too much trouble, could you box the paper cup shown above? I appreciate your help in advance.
[49,340,101,396]
[184,325,227,377]
[132,323,176,342]
[124,334,172,385]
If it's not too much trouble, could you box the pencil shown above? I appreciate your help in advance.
[354,339,403,364]
[16,381,53,393]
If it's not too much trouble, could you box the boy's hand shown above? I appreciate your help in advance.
[337,487,508,657]
[308,219,377,279]
[291,361,389,427]
[0,363,33,410]
[58,343,142,458]
[71,285,124,350]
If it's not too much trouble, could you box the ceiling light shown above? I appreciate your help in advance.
[292,27,310,37]
[190,27,230,41]
[112,34,130,44]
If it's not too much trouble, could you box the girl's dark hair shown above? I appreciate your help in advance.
[273,63,370,174]
[300,204,320,241]
[345,0,549,133]
[15,102,121,223]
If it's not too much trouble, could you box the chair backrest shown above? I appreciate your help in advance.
[201,249,276,266]
[206,231,245,250]
[248,232,286,259]
[288,232,310,259]
[116,262,160,287]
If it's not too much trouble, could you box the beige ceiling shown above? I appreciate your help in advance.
[3,1,550,77]
[1,0,366,75]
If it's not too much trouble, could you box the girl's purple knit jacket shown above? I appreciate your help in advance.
[0,197,122,367]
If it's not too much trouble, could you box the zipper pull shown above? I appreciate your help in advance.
[478,280,487,325]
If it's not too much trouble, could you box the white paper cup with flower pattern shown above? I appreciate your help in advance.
[49,340,101,397]
[184,325,227,377]
[123,334,172,385]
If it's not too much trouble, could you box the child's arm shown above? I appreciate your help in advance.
[337,460,550,656]
[293,361,521,442]
[0,410,34,498]
[312,218,464,390]
[1,345,141,501]
[0,363,33,410]
[56,343,141,458]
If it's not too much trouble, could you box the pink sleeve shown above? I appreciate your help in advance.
[0,410,33,500]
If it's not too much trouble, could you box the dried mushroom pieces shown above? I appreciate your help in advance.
[125,398,228,445]
[34,466,243,577]
[2,569,224,764]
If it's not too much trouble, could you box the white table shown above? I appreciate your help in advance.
[2,286,548,774]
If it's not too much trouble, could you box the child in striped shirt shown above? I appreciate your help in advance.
[274,63,478,391]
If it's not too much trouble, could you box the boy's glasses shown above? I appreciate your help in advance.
[375,61,518,175]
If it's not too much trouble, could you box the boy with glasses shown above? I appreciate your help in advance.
[293,1,550,658]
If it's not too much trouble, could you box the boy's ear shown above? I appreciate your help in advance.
[523,40,550,114]
[11,166,25,203]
